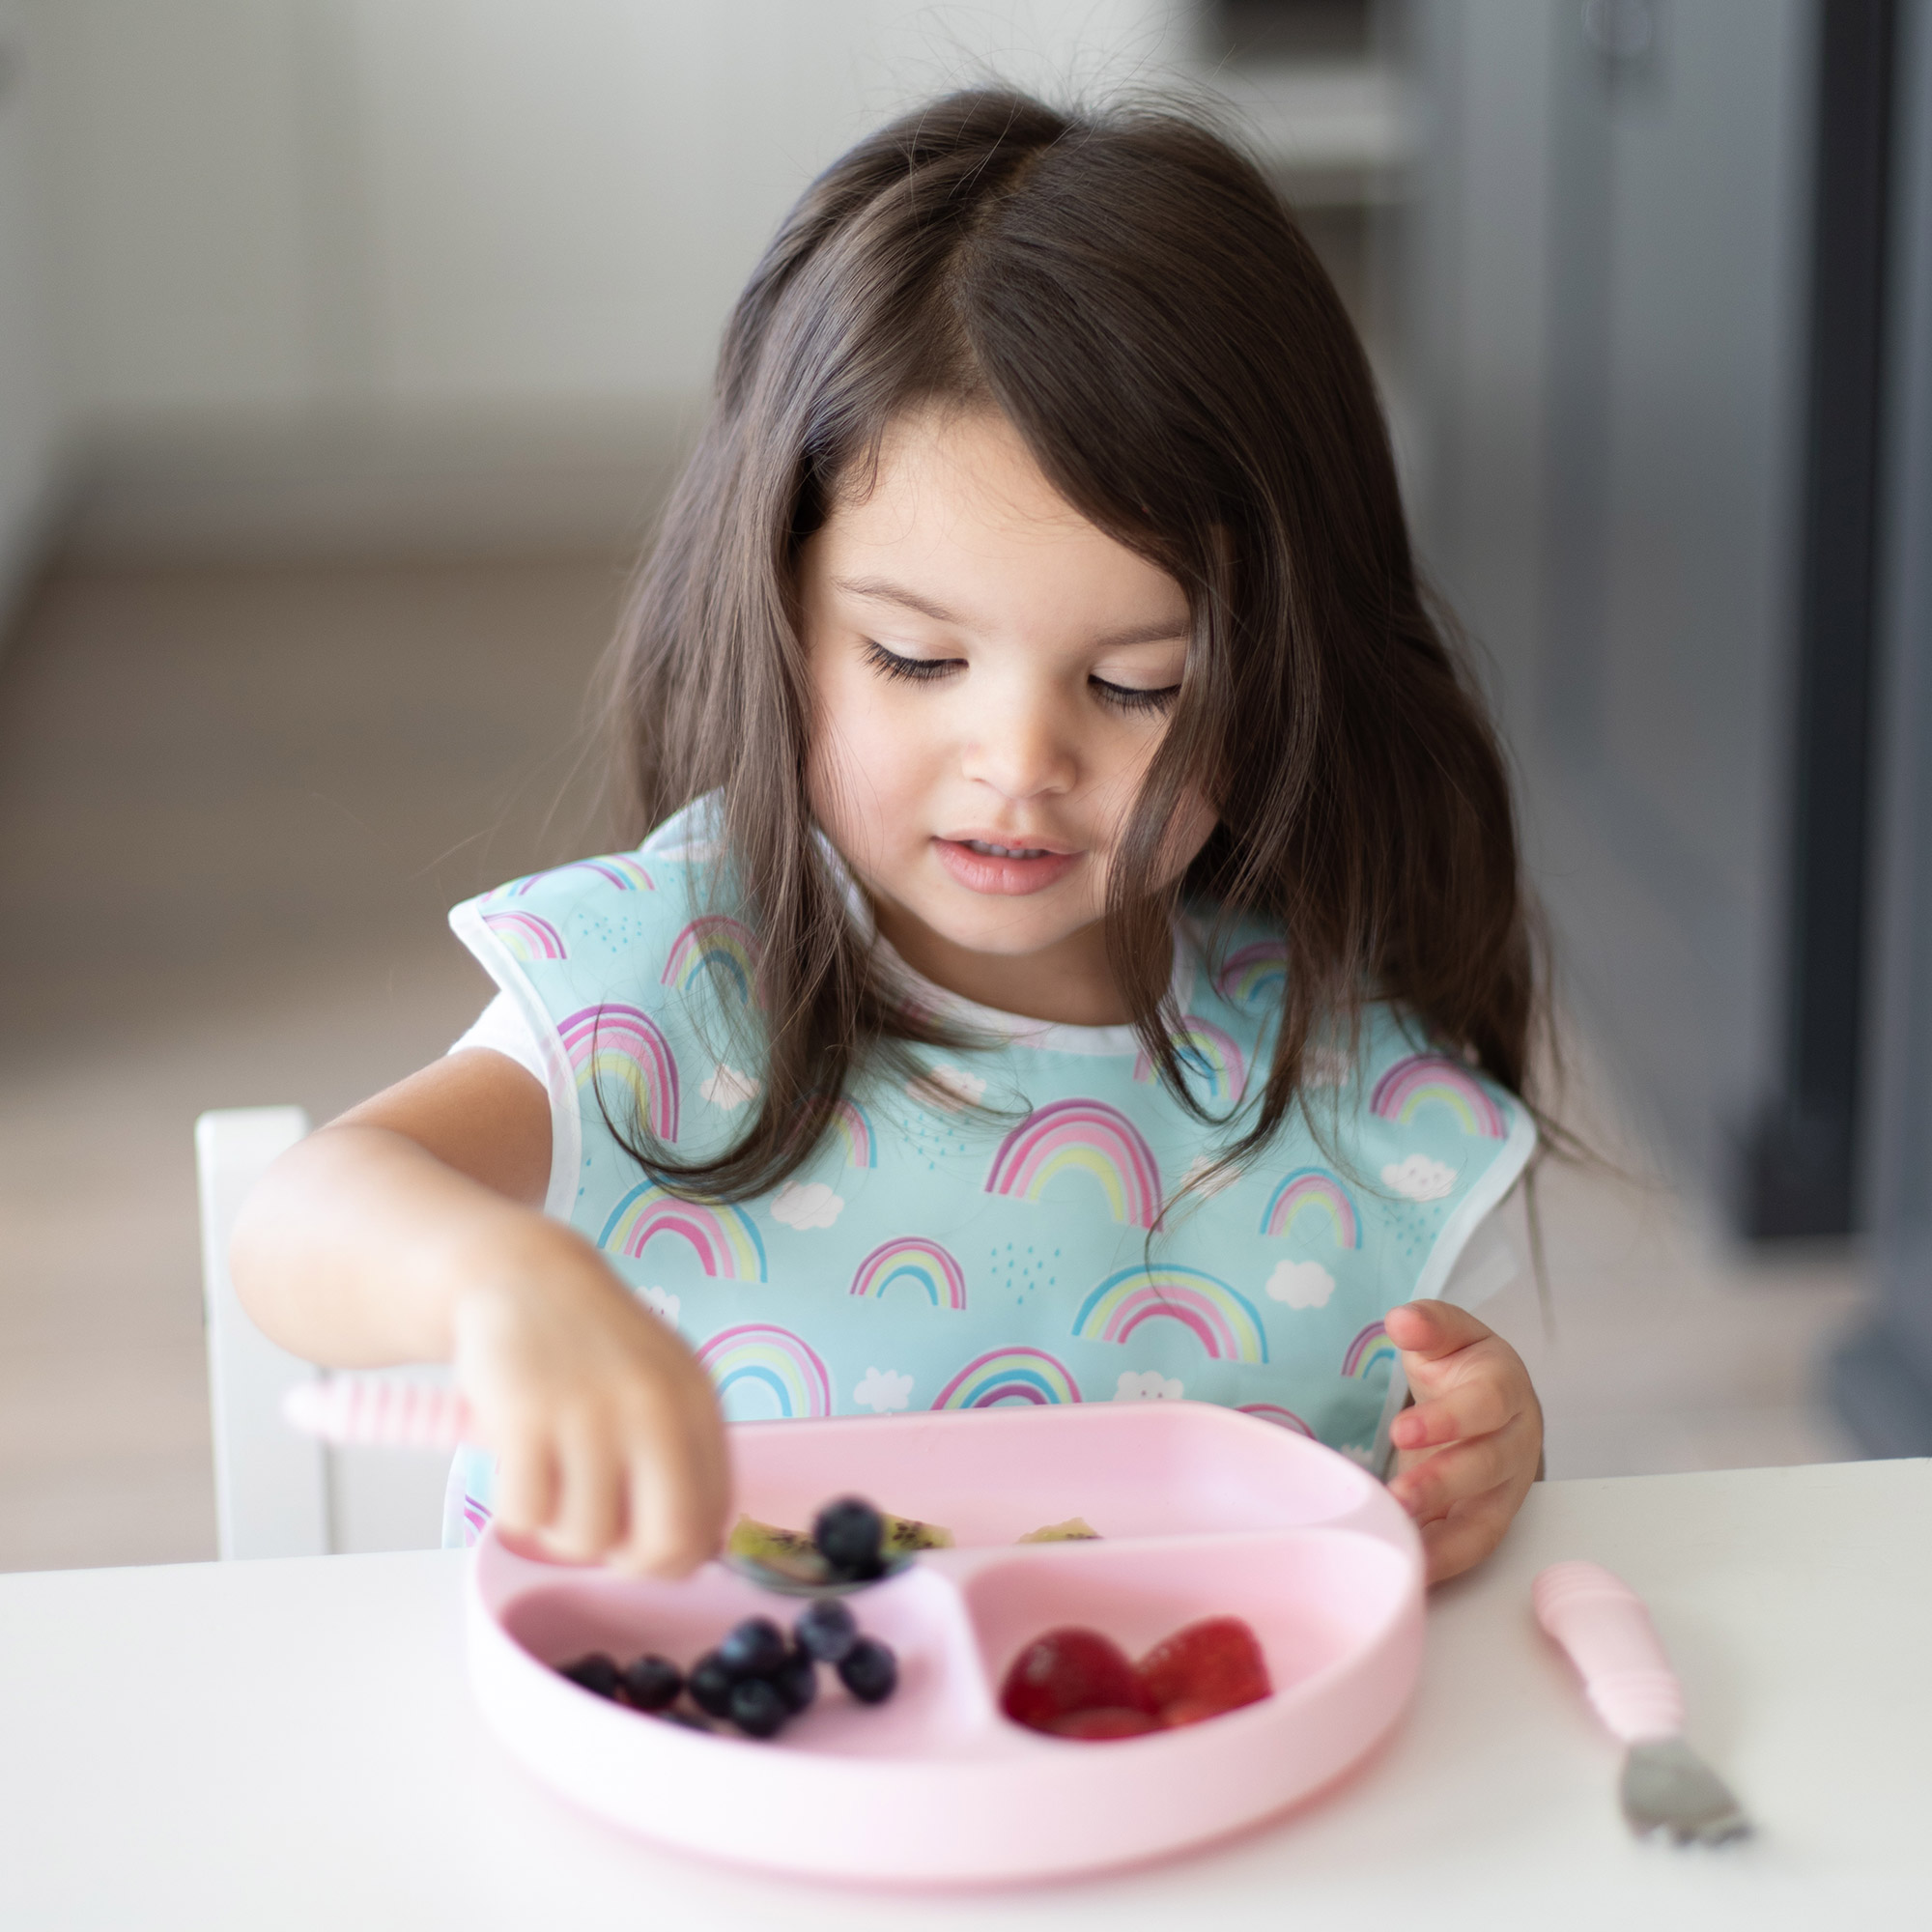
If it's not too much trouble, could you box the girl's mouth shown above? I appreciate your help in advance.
[933,837,1081,896]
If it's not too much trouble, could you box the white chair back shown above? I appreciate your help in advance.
[195,1107,454,1557]
[195,1107,328,1558]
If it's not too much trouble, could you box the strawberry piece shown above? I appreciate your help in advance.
[1001,1627,1152,1729]
[1137,1616,1270,1719]
[1157,1696,1225,1729]
[1045,1706,1160,1740]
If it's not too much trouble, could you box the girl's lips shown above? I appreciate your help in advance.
[933,838,1081,896]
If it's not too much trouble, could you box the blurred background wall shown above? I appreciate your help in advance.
[0,0,1924,1567]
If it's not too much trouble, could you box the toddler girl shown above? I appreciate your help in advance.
[234,90,1547,1586]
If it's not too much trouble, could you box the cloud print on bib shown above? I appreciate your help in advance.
[1179,1152,1237,1198]
[700,1063,760,1110]
[1264,1259,1336,1310]
[912,1063,987,1112]
[1114,1370,1184,1402]
[640,1285,681,1327]
[770,1180,845,1230]
[1382,1153,1457,1202]
[853,1368,914,1413]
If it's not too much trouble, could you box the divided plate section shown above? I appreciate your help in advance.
[727,1401,1404,1551]
[482,1548,993,1757]
[959,1529,1418,1729]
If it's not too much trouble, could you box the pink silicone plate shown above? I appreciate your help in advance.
[467,1402,1423,1885]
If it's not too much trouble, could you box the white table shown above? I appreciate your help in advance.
[0,1460,1924,1929]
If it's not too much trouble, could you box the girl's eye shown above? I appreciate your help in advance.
[864,640,959,684]
[1091,677,1181,715]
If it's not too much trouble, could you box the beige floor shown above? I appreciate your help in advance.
[0,559,1868,1574]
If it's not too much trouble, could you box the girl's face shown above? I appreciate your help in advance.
[801,406,1215,1026]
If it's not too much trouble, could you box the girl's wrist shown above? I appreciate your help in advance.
[435,1212,618,1350]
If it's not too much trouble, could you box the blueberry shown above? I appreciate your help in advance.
[813,1497,885,1579]
[658,1707,715,1733]
[686,1651,736,1718]
[619,1654,683,1712]
[773,1648,818,1715]
[729,1677,789,1739]
[717,1615,788,1681]
[794,1599,858,1664]
[838,1636,898,1705]
[558,1653,622,1699]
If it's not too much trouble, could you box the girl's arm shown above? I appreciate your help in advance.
[229,1049,730,1576]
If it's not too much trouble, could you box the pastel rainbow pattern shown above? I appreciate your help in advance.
[481,909,567,962]
[599,1182,768,1280]
[934,1347,1081,1409]
[1342,1321,1400,1379]
[1072,1264,1268,1364]
[831,1096,876,1169]
[983,1098,1163,1229]
[1260,1167,1362,1247]
[1370,1054,1508,1139]
[849,1236,967,1310]
[560,1004,680,1141]
[696,1323,832,1419]
[1213,939,1288,1010]
[1237,1403,1315,1436]
[1133,1015,1247,1105]
[558,854,654,892]
[662,916,758,1006]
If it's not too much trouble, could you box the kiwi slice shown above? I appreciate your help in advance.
[880,1513,955,1555]
[727,1514,830,1585]
[1015,1516,1101,1544]
[730,1508,954,1577]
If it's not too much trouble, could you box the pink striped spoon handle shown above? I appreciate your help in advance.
[1532,1559,1684,1743]
[1532,1560,1751,1844]
[281,1377,470,1449]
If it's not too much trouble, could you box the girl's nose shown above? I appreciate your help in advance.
[959,686,1078,802]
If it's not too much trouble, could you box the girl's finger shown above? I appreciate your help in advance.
[493,1429,558,1534]
[1389,1375,1518,1452]
[1418,1485,1518,1584]
[1389,1419,1529,1520]
[1382,1297,1493,1363]
[614,1444,712,1578]
[608,1377,729,1577]
[544,1420,625,1562]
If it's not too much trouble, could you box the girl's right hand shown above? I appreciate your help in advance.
[229,1050,731,1579]
[451,1225,731,1577]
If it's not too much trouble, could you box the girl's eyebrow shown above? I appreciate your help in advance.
[831,575,1189,648]
[834,575,958,623]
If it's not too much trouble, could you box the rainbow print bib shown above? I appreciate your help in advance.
[440,801,1534,1545]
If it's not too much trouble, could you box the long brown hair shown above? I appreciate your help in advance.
[608,87,1547,1201]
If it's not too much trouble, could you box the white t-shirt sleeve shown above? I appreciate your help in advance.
[1437,1207,1521,1309]
[449,990,549,1088]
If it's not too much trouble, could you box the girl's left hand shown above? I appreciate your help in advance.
[1383,1299,1543,1585]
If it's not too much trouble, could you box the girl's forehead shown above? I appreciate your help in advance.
[818,408,1183,618]
[832,406,1082,542]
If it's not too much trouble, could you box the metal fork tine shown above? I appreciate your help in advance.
[1621,1738,1753,1847]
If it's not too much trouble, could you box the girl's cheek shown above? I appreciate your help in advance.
[806,693,920,879]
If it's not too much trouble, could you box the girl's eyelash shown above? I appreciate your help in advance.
[866,641,1179,714]
[864,640,957,683]
[1092,678,1181,715]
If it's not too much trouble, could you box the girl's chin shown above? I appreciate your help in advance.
[886,892,1099,968]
